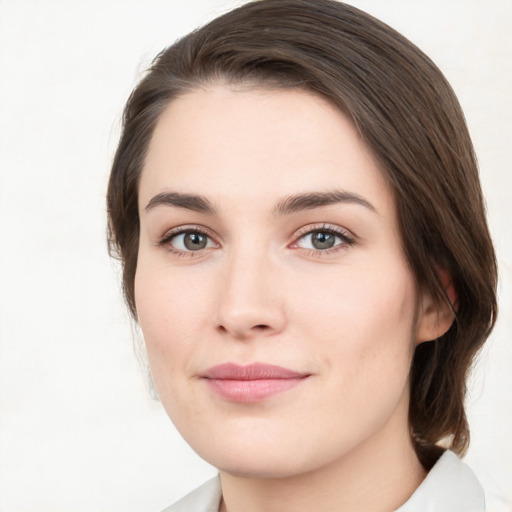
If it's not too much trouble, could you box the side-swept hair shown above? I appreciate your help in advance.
[107,0,497,468]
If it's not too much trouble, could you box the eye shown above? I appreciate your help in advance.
[172,232,212,251]
[159,227,217,254]
[299,231,338,250]
[292,225,355,253]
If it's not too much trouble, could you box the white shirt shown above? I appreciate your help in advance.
[162,450,485,512]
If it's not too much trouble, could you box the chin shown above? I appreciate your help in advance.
[183,424,343,481]
[208,450,315,480]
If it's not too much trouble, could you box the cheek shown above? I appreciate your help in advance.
[290,257,418,385]
[134,264,223,441]
[293,256,417,333]
[294,263,417,435]
[133,260,213,395]
[135,252,214,332]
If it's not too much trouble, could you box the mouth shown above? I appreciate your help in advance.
[201,363,311,402]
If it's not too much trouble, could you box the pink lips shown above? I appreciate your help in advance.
[202,363,309,402]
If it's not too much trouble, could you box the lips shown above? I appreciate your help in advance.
[201,363,310,402]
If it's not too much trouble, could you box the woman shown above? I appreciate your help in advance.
[107,1,497,510]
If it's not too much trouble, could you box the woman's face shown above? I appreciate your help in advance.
[135,85,433,478]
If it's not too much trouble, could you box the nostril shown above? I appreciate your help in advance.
[215,323,272,338]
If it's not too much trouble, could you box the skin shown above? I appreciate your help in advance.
[135,85,452,512]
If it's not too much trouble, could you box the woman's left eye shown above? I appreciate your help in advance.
[294,227,353,252]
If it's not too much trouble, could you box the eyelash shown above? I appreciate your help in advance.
[157,223,355,257]
[290,224,356,256]
[157,225,217,257]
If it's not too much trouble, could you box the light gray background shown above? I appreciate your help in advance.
[0,1,510,511]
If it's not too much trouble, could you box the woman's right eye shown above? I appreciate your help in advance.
[160,229,217,254]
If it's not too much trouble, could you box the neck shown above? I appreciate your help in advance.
[219,400,426,512]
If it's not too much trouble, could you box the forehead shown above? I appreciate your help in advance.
[139,85,392,215]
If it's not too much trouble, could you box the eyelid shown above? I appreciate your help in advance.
[289,223,356,253]
[156,222,355,257]
[157,224,220,254]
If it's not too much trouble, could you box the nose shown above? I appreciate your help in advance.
[215,248,286,339]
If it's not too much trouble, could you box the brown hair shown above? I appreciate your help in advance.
[107,0,497,468]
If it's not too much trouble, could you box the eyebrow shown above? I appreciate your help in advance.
[273,190,378,216]
[144,189,377,216]
[145,192,217,214]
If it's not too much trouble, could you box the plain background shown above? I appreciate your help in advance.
[0,1,511,511]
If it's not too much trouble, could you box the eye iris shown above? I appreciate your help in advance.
[184,232,207,250]
[312,231,335,249]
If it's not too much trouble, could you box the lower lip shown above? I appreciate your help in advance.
[205,377,307,402]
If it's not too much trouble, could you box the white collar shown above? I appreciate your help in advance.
[395,450,485,511]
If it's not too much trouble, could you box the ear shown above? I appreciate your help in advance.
[416,270,457,344]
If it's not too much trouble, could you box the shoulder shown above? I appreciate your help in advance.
[161,476,222,512]
[396,450,486,511]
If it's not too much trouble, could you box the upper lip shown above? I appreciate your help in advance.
[202,363,309,380]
